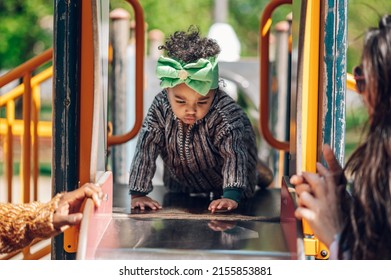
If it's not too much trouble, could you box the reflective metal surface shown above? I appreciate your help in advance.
[91,184,298,260]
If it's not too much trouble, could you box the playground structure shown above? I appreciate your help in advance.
[0,0,358,260]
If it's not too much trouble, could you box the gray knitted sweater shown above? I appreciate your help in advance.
[128,89,258,202]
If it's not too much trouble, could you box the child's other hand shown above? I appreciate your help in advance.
[208,198,238,213]
[131,196,162,211]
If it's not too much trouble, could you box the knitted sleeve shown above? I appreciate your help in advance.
[129,95,165,195]
[217,127,248,202]
[0,193,62,254]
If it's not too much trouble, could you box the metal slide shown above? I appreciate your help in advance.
[75,0,303,261]
[77,173,302,260]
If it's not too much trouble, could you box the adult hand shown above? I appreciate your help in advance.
[290,144,347,197]
[208,198,238,213]
[322,144,346,186]
[294,166,343,247]
[53,183,103,231]
[131,195,162,211]
[290,144,347,190]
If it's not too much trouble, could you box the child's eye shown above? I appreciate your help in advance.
[197,101,207,105]
[176,100,185,104]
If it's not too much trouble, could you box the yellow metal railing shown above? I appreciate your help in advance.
[0,48,53,259]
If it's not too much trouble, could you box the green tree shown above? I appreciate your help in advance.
[110,0,214,41]
[110,0,291,57]
[229,0,291,57]
[347,0,391,72]
[0,0,53,70]
[1,0,390,70]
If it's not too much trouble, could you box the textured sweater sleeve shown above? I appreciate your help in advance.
[0,193,62,254]
[129,97,164,195]
[216,127,248,202]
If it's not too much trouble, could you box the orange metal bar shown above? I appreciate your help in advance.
[259,0,291,151]
[0,66,53,107]
[22,73,32,203]
[5,101,15,202]
[79,0,94,185]
[24,245,51,260]
[107,0,144,146]
[68,0,96,254]
[0,49,52,88]
[32,87,40,201]
[0,238,51,260]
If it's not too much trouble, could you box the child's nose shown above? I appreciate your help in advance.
[186,103,197,113]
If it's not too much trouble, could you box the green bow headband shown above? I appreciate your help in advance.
[156,55,219,96]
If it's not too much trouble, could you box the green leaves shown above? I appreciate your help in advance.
[0,0,52,70]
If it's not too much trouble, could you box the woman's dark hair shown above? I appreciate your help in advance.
[158,25,220,63]
[340,14,391,259]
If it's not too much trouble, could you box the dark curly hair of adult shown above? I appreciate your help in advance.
[158,25,221,63]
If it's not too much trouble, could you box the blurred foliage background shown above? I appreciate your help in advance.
[0,0,389,160]
[2,0,389,70]
[0,0,52,70]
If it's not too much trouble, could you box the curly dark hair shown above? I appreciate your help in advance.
[339,14,391,259]
[158,25,221,63]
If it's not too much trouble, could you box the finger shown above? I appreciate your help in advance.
[295,207,316,222]
[63,185,95,209]
[301,172,326,198]
[316,162,330,177]
[316,163,333,192]
[215,201,227,210]
[227,200,238,211]
[134,202,145,211]
[290,175,305,185]
[76,186,102,209]
[297,191,317,210]
[323,172,338,200]
[208,201,217,213]
[130,202,138,209]
[54,213,83,230]
[315,162,339,196]
[66,213,83,225]
[145,200,162,210]
[152,200,163,209]
[131,203,143,210]
[317,161,346,190]
[145,203,157,210]
[323,144,342,173]
[295,183,312,195]
[83,185,102,200]
[91,192,102,207]
[216,201,224,209]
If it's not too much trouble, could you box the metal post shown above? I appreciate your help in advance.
[321,0,347,165]
[22,73,32,203]
[52,0,81,260]
[214,0,228,23]
[110,8,130,184]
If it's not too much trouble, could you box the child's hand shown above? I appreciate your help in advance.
[208,198,238,213]
[131,195,162,211]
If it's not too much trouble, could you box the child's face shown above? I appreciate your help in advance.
[167,83,215,125]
